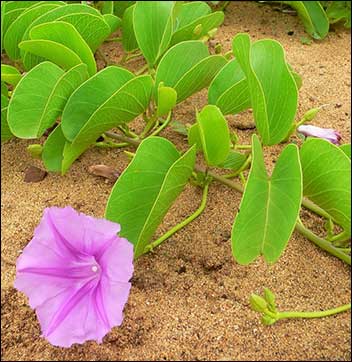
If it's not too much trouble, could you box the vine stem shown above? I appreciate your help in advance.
[295,221,351,265]
[135,64,148,75]
[104,37,122,42]
[275,303,351,320]
[301,198,331,220]
[223,154,252,179]
[104,131,139,146]
[144,181,210,254]
[150,112,172,137]
[235,144,252,150]
[125,51,143,63]
[100,132,351,265]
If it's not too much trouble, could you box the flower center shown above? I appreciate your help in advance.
[91,265,98,273]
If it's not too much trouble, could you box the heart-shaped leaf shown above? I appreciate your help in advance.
[208,59,250,115]
[4,2,63,60]
[155,41,227,103]
[190,105,230,166]
[2,1,38,41]
[61,66,135,141]
[105,137,196,258]
[114,1,135,17]
[300,138,351,235]
[175,1,211,28]
[8,62,89,138]
[122,4,138,52]
[232,134,302,264]
[232,33,298,145]
[340,144,351,159]
[59,67,153,173]
[209,58,302,116]
[283,1,329,39]
[16,3,112,71]
[42,124,66,172]
[326,1,351,28]
[20,21,96,75]
[219,150,247,171]
[101,1,114,14]
[1,64,22,86]
[103,13,121,33]
[21,3,108,50]
[171,4,224,45]
[133,1,175,66]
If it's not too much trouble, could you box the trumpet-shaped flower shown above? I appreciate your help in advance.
[297,125,342,145]
[14,206,133,348]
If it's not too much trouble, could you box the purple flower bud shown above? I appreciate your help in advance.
[14,207,134,348]
[297,125,342,145]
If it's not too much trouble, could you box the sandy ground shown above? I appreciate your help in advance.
[1,2,351,361]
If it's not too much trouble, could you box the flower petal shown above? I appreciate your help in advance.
[48,206,121,255]
[36,282,108,347]
[98,236,134,283]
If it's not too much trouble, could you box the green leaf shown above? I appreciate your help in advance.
[283,1,329,39]
[1,82,8,97]
[219,150,247,171]
[326,1,351,28]
[4,3,63,60]
[27,144,43,159]
[171,7,224,45]
[156,41,227,103]
[2,3,37,42]
[261,315,276,325]
[1,107,14,142]
[300,138,351,235]
[250,294,268,313]
[208,59,250,115]
[157,83,177,117]
[209,59,302,116]
[60,67,153,173]
[1,1,5,51]
[263,288,277,312]
[42,124,66,172]
[8,62,88,138]
[21,4,109,52]
[3,1,61,41]
[133,1,175,66]
[122,4,138,52]
[187,123,202,151]
[232,134,302,265]
[1,93,8,108]
[105,137,196,258]
[340,143,351,158]
[1,64,22,86]
[114,1,135,17]
[103,14,121,33]
[20,21,96,75]
[61,66,134,141]
[175,1,211,29]
[19,39,83,72]
[232,33,298,145]
[101,1,114,14]
[196,105,230,166]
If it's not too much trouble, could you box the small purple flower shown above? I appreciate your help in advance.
[297,125,342,145]
[14,206,134,348]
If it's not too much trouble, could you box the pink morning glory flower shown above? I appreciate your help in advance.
[14,206,134,348]
[297,125,342,145]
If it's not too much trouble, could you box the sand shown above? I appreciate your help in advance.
[1,2,351,361]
